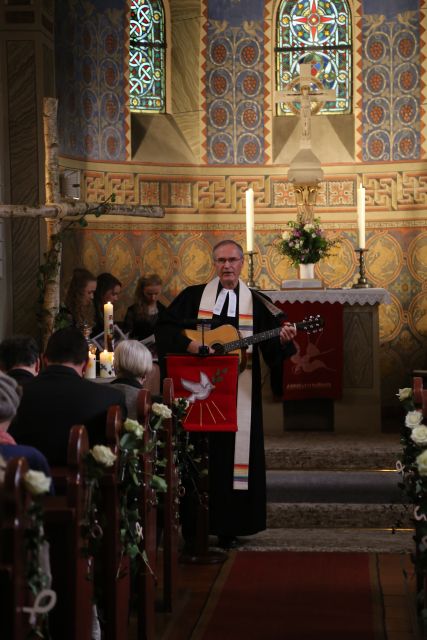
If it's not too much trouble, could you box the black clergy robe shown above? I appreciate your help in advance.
[155,282,295,537]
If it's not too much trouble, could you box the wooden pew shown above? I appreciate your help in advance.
[136,389,157,640]
[0,456,32,639]
[46,424,93,640]
[100,403,131,640]
[160,377,179,612]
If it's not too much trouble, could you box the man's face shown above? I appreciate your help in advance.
[213,244,244,289]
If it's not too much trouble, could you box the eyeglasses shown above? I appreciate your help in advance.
[214,257,243,265]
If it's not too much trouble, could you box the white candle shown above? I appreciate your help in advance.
[85,351,96,379]
[99,350,114,378]
[357,184,366,249]
[104,301,113,340]
[245,188,254,252]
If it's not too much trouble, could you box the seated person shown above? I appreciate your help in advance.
[92,272,122,338]
[9,327,127,466]
[110,340,153,419]
[0,335,41,385]
[57,267,97,333]
[123,274,165,346]
[0,371,51,477]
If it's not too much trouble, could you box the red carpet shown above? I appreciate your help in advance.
[192,551,388,640]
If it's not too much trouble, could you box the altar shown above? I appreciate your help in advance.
[261,288,390,435]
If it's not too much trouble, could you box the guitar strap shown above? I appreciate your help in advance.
[199,277,253,491]
[252,289,284,318]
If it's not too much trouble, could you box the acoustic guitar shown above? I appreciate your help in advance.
[183,314,324,370]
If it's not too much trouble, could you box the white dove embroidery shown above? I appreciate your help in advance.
[181,371,215,403]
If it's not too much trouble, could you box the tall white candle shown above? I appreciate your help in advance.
[84,351,96,379]
[104,301,113,340]
[357,184,366,249]
[99,350,114,378]
[245,188,254,252]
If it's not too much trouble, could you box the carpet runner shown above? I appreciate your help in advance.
[191,551,415,640]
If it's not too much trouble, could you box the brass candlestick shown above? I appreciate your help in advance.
[352,248,372,288]
[246,251,258,289]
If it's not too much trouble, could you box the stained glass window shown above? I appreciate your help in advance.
[276,0,352,115]
[130,0,166,113]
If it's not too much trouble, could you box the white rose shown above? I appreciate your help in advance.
[124,418,144,438]
[91,445,117,467]
[24,470,51,496]
[405,410,423,429]
[417,450,427,476]
[304,223,314,231]
[282,231,291,241]
[397,388,412,401]
[411,425,427,446]
[152,403,172,419]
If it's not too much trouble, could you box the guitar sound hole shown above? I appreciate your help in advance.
[211,342,225,354]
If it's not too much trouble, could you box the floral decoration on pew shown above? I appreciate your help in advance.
[396,387,427,619]
[118,407,170,570]
[23,470,56,637]
[81,445,118,563]
[172,397,208,497]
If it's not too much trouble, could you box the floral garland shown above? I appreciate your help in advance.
[396,387,427,618]
[23,470,56,638]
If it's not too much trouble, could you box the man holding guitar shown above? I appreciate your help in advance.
[156,240,297,550]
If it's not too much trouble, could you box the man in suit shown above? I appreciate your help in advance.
[0,335,41,385]
[10,327,126,465]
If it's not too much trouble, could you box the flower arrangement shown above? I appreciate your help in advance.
[276,217,339,267]
[396,387,427,621]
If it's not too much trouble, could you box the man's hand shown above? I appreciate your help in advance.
[187,340,215,354]
[279,322,297,345]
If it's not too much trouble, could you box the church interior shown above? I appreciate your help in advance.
[1,0,427,638]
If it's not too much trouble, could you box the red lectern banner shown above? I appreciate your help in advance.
[276,301,343,400]
[166,354,239,431]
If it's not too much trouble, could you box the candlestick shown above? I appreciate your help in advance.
[84,350,96,379]
[104,301,114,350]
[99,350,114,378]
[245,188,254,252]
[246,251,258,289]
[357,184,366,249]
[352,248,372,288]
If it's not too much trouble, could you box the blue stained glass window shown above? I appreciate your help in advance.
[130,0,166,113]
[276,0,352,115]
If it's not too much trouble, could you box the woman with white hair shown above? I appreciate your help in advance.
[110,340,153,419]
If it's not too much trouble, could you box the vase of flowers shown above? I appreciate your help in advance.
[276,217,338,276]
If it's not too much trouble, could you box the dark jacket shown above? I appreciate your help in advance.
[9,365,126,465]
[7,368,36,386]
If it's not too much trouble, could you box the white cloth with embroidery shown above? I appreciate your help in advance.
[199,277,253,490]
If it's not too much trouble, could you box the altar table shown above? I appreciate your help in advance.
[261,288,390,434]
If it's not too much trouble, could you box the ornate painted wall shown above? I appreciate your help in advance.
[57,0,427,426]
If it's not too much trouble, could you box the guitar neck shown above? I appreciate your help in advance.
[222,325,287,354]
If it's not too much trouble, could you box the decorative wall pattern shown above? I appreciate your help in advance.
[362,4,421,161]
[56,0,127,161]
[206,4,265,164]
[77,167,427,212]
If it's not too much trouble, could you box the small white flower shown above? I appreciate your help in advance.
[304,223,314,231]
[411,425,427,446]
[152,403,172,419]
[405,410,423,429]
[417,449,427,476]
[281,231,291,241]
[91,445,117,467]
[24,470,51,496]
[124,418,144,438]
[397,388,412,401]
